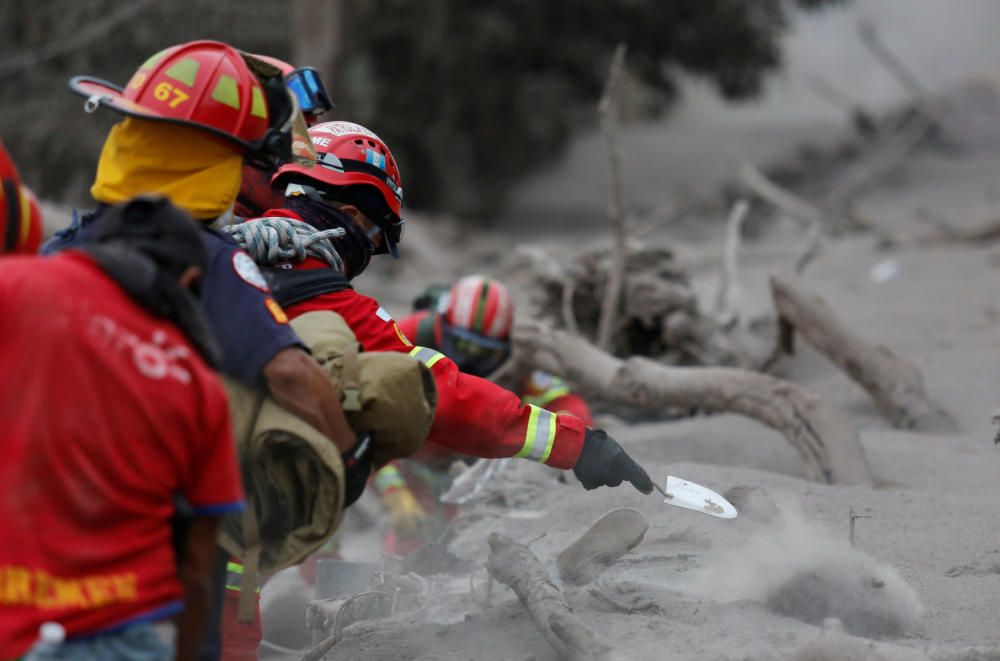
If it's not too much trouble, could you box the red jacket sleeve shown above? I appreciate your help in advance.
[544,392,593,427]
[311,291,586,469]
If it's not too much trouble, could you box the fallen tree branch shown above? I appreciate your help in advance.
[770,276,956,432]
[827,114,937,207]
[794,221,826,274]
[857,21,936,121]
[513,322,874,485]
[739,163,890,240]
[596,43,629,352]
[712,199,750,328]
[738,163,826,229]
[487,533,621,661]
[916,215,1000,245]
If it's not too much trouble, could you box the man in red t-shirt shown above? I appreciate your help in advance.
[0,198,243,660]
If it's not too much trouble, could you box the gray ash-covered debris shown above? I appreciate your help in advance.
[525,243,746,368]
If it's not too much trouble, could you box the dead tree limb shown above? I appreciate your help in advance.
[738,163,825,229]
[916,215,1000,245]
[713,199,750,327]
[857,21,936,120]
[794,222,826,275]
[827,114,936,207]
[596,43,629,352]
[513,322,874,485]
[487,533,621,661]
[770,276,956,432]
[739,163,887,239]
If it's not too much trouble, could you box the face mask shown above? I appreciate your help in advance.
[284,195,374,279]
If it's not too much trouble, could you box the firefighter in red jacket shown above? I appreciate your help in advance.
[399,275,593,421]
[225,120,652,501]
[375,275,595,552]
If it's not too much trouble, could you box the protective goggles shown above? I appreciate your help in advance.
[241,54,317,169]
[442,325,511,378]
[285,67,334,116]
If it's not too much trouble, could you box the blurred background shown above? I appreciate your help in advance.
[2,0,1000,295]
[7,0,998,223]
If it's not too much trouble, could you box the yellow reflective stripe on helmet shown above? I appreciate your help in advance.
[408,346,445,369]
[515,405,557,463]
[522,384,571,408]
[211,75,240,110]
[374,464,406,492]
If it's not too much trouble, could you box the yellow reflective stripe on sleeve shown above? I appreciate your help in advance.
[515,405,557,463]
[224,561,260,593]
[394,322,413,347]
[408,346,445,369]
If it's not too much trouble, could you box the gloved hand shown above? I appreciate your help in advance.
[573,428,654,494]
[382,487,428,539]
[341,434,373,508]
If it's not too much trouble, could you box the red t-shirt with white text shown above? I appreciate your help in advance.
[0,252,243,657]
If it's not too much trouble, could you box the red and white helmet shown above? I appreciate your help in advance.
[445,275,514,340]
[273,121,404,256]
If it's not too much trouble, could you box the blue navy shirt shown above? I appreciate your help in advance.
[42,206,302,386]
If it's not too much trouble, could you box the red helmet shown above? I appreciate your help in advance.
[68,40,315,168]
[1,141,43,255]
[445,275,514,340]
[273,121,403,256]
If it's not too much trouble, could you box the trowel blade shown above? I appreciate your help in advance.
[662,475,738,519]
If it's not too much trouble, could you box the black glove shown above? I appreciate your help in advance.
[573,428,654,494]
[341,434,373,508]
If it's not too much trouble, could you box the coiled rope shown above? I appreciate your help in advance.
[223,216,346,272]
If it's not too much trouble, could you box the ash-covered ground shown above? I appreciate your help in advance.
[256,77,1000,660]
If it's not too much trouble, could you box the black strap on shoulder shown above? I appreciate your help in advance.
[262,267,352,309]
[415,314,439,349]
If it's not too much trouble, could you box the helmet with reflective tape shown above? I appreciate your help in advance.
[68,40,315,168]
[445,275,514,340]
[0,141,43,255]
[273,121,403,256]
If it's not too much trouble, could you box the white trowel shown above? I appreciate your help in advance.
[653,475,738,519]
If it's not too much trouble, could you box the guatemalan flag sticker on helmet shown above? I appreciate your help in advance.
[366,149,386,171]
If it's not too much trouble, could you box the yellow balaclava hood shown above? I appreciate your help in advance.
[91,117,244,221]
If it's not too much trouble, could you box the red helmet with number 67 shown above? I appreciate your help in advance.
[273,121,404,256]
[68,40,314,168]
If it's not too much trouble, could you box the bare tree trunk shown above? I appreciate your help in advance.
[595,43,628,352]
[487,533,621,661]
[293,0,343,99]
[769,277,956,432]
[513,322,874,485]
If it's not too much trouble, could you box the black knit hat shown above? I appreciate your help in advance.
[95,195,207,278]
